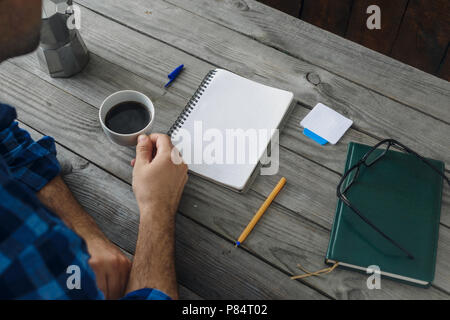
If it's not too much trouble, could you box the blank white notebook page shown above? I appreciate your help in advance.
[171,69,294,191]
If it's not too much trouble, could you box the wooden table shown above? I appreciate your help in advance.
[1,0,449,299]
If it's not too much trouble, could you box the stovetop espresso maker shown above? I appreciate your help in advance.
[38,0,89,78]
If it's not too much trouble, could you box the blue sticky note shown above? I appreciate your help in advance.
[303,128,328,145]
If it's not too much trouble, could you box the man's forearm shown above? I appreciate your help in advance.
[37,175,106,241]
[126,203,178,299]
[37,175,133,299]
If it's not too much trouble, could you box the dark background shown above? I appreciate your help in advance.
[257,0,449,81]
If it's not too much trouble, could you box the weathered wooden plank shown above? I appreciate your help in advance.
[178,285,204,300]
[346,0,409,54]
[8,40,375,180]
[391,0,450,75]
[6,3,450,297]
[182,176,450,299]
[120,245,205,300]
[11,52,450,231]
[9,53,193,132]
[21,123,322,300]
[10,3,450,230]
[301,0,353,36]
[153,0,450,123]
[2,61,449,298]
[10,4,450,229]
[72,1,450,169]
[5,55,364,230]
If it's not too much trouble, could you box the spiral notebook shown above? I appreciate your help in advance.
[168,69,294,192]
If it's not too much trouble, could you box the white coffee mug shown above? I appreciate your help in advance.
[99,90,155,146]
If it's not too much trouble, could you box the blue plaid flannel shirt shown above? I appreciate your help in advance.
[0,103,170,300]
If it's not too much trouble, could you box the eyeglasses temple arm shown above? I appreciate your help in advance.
[396,143,450,186]
[341,196,415,260]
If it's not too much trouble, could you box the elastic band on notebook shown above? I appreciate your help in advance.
[291,261,339,280]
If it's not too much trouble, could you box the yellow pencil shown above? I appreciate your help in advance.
[235,177,287,247]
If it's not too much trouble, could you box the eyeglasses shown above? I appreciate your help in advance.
[337,139,450,260]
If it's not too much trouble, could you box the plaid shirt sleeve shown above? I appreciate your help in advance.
[0,103,60,192]
[121,288,172,300]
[0,160,104,299]
[0,103,102,299]
[0,104,172,300]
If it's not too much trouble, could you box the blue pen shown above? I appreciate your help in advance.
[165,64,184,88]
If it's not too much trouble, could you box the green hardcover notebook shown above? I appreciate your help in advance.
[326,142,445,287]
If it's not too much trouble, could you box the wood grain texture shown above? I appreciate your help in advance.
[346,0,409,54]
[257,0,302,17]
[10,1,450,231]
[19,123,322,300]
[2,2,449,299]
[71,1,450,166]
[178,285,204,300]
[10,35,450,231]
[301,0,353,36]
[3,57,450,298]
[158,0,450,124]
[391,0,450,75]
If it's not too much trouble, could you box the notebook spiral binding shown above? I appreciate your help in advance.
[167,70,218,138]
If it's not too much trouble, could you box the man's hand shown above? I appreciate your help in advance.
[132,134,188,218]
[85,236,132,300]
[38,175,132,299]
[127,134,187,299]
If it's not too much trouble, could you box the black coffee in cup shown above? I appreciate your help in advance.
[105,101,151,134]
